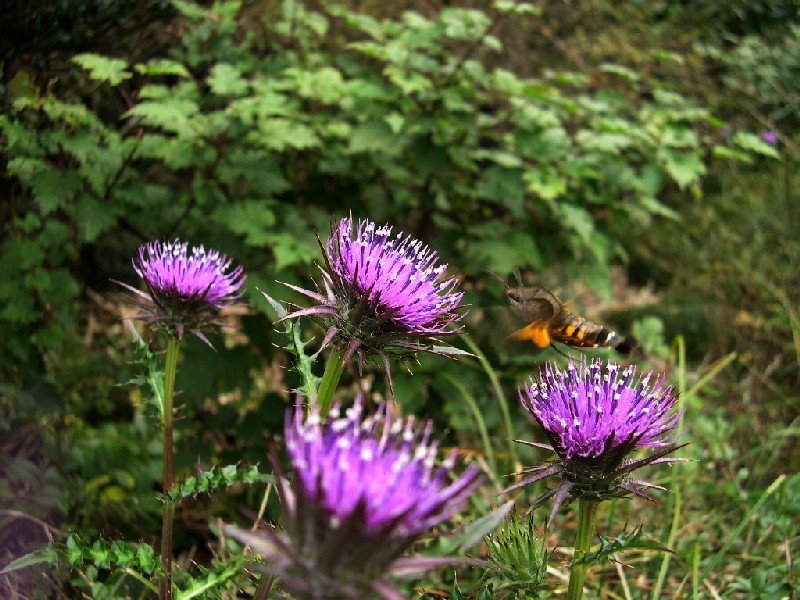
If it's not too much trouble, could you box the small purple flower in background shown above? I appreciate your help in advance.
[761,130,778,145]
[505,358,685,525]
[120,239,246,341]
[224,397,483,600]
[278,217,467,375]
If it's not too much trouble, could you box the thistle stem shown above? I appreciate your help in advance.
[160,336,180,600]
[253,573,275,600]
[566,499,599,600]
[316,346,345,418]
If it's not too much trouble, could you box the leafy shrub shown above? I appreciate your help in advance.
[1,0,763,386]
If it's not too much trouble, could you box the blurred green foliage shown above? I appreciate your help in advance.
[2,0,768,382]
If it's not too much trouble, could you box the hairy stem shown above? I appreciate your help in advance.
[566,499,599,600]
[160,337,180,600]
[253,573,275,600]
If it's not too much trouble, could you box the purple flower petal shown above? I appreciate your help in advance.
[123,239,246,340]
[277,217,468,378]
[326,219,464,335]
[521,359,679,461]
[134,239,245,309]
[224,397,483,597]
[285,398,482,536]
[509,357,684,514]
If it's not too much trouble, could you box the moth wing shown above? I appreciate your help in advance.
[508,297,558,348]
[512,296,558,324]
[509,321,552,348]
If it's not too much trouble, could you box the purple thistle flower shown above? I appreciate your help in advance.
[761,130,778,145]
[119,239,246,342]
[223,398,483,600]
[504,358,685,525]
[277,217,467,378]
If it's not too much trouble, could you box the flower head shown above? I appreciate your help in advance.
[120,239,245,341]
[505,358,684,524]
[224,398,483,599]
[761,130,778,145]
[277,217,467,378]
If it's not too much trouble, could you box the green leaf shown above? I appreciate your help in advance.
[473,165,526,216]
[640,196,680,221]
[259,290,288,320]
[634,164,664,197]
[598,63,641,82]
[171,0,210,19]
[349,120,403,155]
[8,158,83,214]
[523,166,567,200]
[428,345,474,358]
[212,200,276,246]
[573,526,671,567]
[73,54,132,85]
[329,5,382,37]
[576,130,633,154]
[662,126,699,148]
[74,195,118,242]
[554,203,595,244]
[449,581,467,600]
[168,464,274,501]
[41,96,99,127]
[0,546,57,574]
[733,132,780,159]
[66,535,82,565]
[441,8,491,41]
[713,145,752,162]
[207,63,249,96]
[138,135,197,169]
[653,89,686,106]
[268,232,316,270]
[289,66,345,103]
[138,84,174,100]
[134,59,191,78]
[493,1,541,15]
[254,118,320,150]
[176,561,245,600]
[632,316,669,358]
[471,149,522,168]
[136,543,157,574]
[466,228,543,272]
[110,540,135,565]
[99,485,127,503]
[125,99,200,138]
[517,120,567,152]
[7,72,39,99]
[660,149,706,190]
[217,151,290,196]
[90,539,111,568]
[455,500,514,552]
[384,66,432,95]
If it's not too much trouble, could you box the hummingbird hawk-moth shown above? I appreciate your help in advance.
[505,284,636,355]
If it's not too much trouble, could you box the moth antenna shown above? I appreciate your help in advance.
[484,269,509,288]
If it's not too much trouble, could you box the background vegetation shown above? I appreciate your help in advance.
[1,0,797,597]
